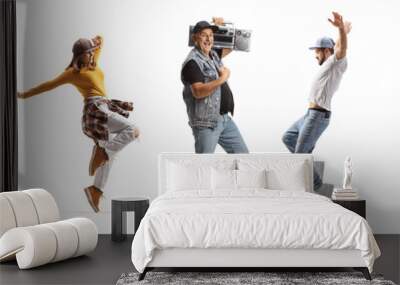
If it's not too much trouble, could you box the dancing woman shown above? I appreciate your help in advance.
[18,36,139,212]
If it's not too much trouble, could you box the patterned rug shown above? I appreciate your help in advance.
[116,271,396,285]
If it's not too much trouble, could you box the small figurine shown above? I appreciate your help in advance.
[343,156,353,190]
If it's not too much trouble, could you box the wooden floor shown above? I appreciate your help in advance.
[0,235,398,285]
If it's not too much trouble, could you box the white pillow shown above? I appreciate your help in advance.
[266,161,307,191]
[167,162,211,191]
[237,158,309,191]
[211,169,268,190]
[211,168,236,190]
[236,169,268,189]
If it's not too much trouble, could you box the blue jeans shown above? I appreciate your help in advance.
[192,114,249,154]
[282,109,330,188]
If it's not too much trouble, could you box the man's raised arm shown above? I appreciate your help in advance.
[212,17,233,58]
[328,12,351,60]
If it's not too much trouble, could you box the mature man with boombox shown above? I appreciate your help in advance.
[181,18,249,154]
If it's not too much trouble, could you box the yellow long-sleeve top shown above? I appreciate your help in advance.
[24,36,106,99]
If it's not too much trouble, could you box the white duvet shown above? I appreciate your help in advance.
[131,190,380,273]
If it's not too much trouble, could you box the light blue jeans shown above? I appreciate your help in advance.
[282,109,330,188]
[192,114,249,154]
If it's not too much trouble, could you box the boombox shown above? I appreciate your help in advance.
[188,23,252,52]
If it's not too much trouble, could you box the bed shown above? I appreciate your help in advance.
[131,153,381,280]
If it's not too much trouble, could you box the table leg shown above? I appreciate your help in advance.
[134,202,149,235]
[112,202,126,241]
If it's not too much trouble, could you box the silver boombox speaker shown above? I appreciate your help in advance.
[188,23,252,52]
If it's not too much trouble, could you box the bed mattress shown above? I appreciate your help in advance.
[131,189,380,273]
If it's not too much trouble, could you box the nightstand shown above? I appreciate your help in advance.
[111,197,150,242]
[332,199,366,219]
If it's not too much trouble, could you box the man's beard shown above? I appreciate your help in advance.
[319,55,326,65]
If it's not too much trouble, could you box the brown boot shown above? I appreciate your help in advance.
[89,144,109,176]
[83,186,103,213]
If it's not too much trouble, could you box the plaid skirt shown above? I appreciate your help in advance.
[81,96,133,141]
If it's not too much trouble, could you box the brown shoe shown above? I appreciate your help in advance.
[89,144,109,176]
[84,186,103,213]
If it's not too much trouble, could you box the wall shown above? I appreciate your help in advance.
[17,0,400,233]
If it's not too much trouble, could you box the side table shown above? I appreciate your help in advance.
[111,197,149,241]
[332,199,366,219]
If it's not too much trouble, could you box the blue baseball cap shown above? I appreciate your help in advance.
[309,37,335,50]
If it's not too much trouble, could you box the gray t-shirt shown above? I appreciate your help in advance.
[308,54,348,111]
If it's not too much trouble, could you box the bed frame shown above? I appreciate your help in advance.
[140,248,370,280]
[138,153,372,280]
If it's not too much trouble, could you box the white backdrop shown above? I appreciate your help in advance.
[17,0,400,233]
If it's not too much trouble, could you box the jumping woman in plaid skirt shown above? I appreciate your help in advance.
[17,36,139,213]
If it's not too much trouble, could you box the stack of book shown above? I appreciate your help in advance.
[331,188,359,200]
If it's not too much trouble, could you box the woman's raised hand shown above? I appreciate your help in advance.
[92,35,102,47]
